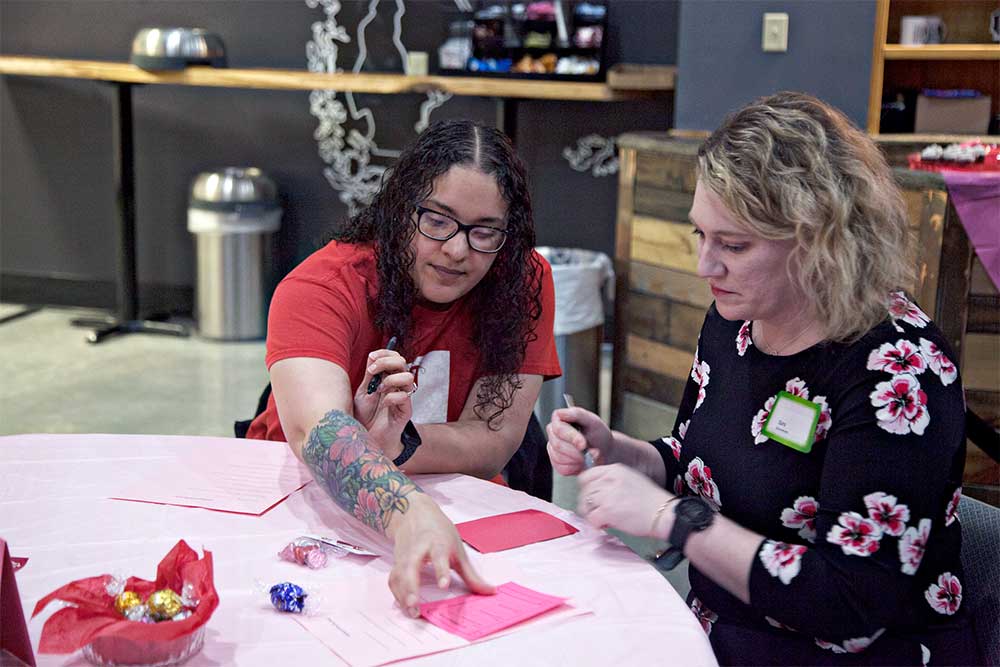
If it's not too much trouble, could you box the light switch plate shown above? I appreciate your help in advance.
[762,12,789,52]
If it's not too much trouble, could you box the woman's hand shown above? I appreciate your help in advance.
[545,407,614,476]
[354,348,415,457]
[387,494,495,617]
[577,463,674,539]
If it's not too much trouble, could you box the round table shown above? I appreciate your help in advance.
[1,433,717,666]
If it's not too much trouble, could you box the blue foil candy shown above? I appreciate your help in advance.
[269,582,307,613]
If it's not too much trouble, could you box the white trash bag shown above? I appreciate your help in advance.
[536,247,615,336]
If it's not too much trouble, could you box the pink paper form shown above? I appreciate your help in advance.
[110,437,311,515]
[420,582,566,640]
[295,575,588,667]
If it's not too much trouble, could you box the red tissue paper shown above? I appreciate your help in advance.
[31,540,218,654]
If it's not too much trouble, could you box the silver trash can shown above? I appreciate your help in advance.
[534,247,614,426]
[187,168,281,340]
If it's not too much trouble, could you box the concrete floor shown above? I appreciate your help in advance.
[0,305,269,436]
[0,304,688,597]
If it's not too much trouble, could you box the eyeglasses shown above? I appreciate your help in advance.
[414,205,508,254]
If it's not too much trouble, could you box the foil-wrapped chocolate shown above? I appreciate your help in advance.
[146,588,184,621]
[269,582,307,613]
[114,591,143,616]
[278,537,328,569]
[104,574,126,597]
[124,603,151,623]
[179,581,200,608]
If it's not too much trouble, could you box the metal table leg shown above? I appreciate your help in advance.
[0,306,42,326]
[495,97,519,143]
[70,82,188,344]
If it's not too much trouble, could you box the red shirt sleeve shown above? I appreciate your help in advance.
[248,250,372,442]
[519,252,562,380]
[264,274,362,374]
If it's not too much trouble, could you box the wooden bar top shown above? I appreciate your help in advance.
[0,56,672,102]
[617,132,703,155]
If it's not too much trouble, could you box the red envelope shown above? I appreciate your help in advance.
[455,509,578,553]
[0,538,35,666]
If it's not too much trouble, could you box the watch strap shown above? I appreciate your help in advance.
[668,516,697,552]
[666,496,715,555]
[653,546,685,571]
[392,420,421,467]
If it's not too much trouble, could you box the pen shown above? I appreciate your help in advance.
[366,336,398,395]
[563,393,595,469]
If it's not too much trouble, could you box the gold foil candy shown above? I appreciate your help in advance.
[115,591,143,616]
[146,588,183,621]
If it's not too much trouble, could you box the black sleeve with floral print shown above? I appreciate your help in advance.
[662,294,979,666]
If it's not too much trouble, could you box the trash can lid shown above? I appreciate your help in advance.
[190,168,278,208]
[535,246,609,268]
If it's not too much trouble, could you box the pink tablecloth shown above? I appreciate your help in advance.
[0,433,717,666]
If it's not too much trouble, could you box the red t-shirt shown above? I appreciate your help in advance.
[246,241,562,442]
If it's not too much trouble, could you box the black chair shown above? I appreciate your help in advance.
[958,495,1000,666]
[235,384,552,501]
[233,384,272,439]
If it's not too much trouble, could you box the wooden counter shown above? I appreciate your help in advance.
[0,56,671,101]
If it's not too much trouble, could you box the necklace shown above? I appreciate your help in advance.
[755,320,816,356]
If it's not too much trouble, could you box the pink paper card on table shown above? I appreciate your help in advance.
[456,509,578,553]
[295,574,588,667]
[420,582,567,641]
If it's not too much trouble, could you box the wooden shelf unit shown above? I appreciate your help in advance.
[883,43,1000,60]
[867,0,1000,134]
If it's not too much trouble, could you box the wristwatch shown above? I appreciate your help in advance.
[392,420,422,467]
[654,496,715,570]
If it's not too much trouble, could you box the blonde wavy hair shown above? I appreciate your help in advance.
[697,91,914,343]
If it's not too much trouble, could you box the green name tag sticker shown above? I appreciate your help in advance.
[762,390,820,453]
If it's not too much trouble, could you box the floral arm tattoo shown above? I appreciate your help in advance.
[301,409,421,534]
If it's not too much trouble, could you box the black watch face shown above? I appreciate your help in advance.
[677,497,713,524]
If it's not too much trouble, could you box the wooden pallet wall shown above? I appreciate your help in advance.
[612,135,709,423]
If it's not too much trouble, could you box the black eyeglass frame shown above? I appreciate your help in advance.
[413,205,508,254]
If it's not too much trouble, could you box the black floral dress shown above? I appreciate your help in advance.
[652,293,981,665]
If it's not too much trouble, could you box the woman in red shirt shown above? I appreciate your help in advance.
[249,120,561,617]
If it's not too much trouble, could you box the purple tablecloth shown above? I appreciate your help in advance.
[942,171,1000,290]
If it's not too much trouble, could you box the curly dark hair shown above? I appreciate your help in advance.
[332,119,543,429]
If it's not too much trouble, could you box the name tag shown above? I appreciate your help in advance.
[762,391,820,453]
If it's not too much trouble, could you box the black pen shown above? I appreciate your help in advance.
[366,336,398,395]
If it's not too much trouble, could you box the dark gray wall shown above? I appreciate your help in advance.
[674,0,875,131]
[1,0,677,309]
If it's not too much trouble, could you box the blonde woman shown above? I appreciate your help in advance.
[549,93,979,664]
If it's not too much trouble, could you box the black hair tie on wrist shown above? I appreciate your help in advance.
[393,420,422,467]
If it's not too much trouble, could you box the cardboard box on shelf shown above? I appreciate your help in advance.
[915,94,992,134]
